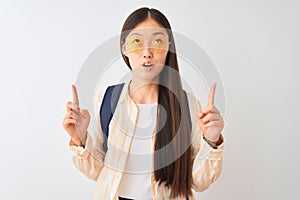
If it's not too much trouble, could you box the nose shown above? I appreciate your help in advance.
[142,47,153,59]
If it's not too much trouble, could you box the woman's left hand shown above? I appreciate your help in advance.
[197,83,224,142]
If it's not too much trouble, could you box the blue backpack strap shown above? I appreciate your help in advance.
[99,83,125,152]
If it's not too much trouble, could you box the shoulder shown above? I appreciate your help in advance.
[95,83,126,108]
[96,89,105,104]
[94,88,107,113]
[185,90,202,111]
[184,90,203,125]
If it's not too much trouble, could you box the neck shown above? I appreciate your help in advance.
[129,78,159,104]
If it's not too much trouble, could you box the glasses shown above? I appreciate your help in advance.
[125,35,171,54]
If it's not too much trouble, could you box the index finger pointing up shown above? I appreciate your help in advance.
[207,83,217,106]
[72,84,79,106]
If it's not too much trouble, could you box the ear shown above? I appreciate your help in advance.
[120,41,128,57]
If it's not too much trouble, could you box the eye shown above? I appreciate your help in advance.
[153,39,162,44]
[133,39,141,44]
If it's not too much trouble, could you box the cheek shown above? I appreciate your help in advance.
[156,52,168,64]
[127,54,141,68]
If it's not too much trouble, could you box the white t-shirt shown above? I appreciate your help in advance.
[117,102,158,200]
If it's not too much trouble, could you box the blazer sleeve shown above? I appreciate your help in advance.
[68,90,106,181]
[187,92,225,192]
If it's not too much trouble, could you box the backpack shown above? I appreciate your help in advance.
[99,83,192,153]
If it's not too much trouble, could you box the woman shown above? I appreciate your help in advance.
[62,7,224,200]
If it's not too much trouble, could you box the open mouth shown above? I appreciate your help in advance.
[142,63,153,67]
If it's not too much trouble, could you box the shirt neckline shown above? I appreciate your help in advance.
[135,102,158,105]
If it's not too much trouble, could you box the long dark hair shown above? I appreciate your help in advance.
[120,7,194,199]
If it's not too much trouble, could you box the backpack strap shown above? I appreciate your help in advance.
[99,83,192,153]
[100,83,125,152]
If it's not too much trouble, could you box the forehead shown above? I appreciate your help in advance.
[127,27,169,38]
[126,18,169,38]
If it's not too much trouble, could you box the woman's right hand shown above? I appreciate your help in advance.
[62,84,91,146]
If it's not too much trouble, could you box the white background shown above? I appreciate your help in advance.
[0,0,299,199]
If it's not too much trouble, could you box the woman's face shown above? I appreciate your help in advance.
[121,17,170,82]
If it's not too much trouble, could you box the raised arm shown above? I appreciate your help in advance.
[63,85,106,181]
[187,87,225,192]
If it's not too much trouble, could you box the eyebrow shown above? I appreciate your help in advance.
[129,31,167,36]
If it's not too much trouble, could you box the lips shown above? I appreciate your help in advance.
[142,62,153,67]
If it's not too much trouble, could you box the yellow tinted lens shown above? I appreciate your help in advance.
[151,37,169,52]
[125,35,169,53]
[126,36,144,53]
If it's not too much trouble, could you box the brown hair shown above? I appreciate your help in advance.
[120,7,194,199]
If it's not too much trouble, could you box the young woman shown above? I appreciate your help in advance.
[62,7,225,200]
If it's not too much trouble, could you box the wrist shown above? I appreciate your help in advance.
[203,134,223,149]
[69,131,88,147]
[70,138,82,146]
[80,131,88,147]
[203,137,218,149]
[204,135,219,143]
